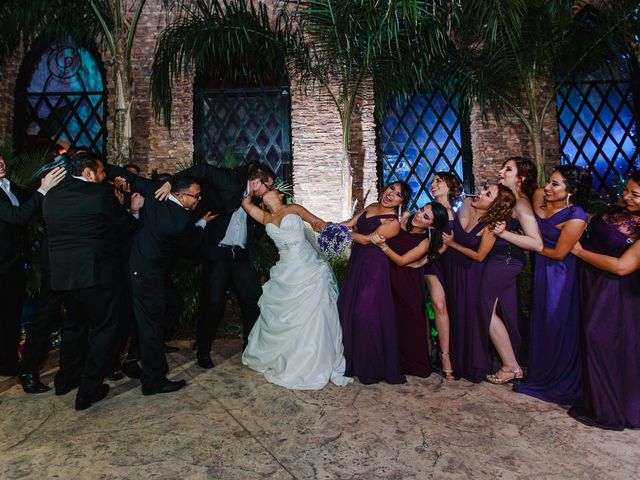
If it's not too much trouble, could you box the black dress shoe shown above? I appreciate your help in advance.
[164,343,180,353]
[121,360,142,379]
[55,379,81,396]
[106,369,124,381]
[18,373,51,394]
[142,379,186,396]
[75,384,110,411]
[196,355,215,369]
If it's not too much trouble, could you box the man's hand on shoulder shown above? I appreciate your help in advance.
[39,167,66,194]
[155,181,171,200]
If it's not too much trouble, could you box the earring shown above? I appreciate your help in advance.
[427,228,432,241]
[398,204,402,220]
[566,193,572,207]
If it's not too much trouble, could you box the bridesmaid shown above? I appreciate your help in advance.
[514,165,592,405]
[483,158,543,385]
[338,181,411,384]
[425,172,462,380]
[371,202,449,377]
[568,172,640,430]
[442,184,517,382]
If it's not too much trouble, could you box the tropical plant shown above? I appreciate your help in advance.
[0,0,155,165]
[151,0,460,218]
[446,0,640,183]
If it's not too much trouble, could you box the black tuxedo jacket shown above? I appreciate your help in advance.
[105,164,207,276]
[179,164,264,260]
[42,177,137,291]
[0,181,33,275]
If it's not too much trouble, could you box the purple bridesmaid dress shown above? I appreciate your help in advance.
[445,216,491,382]
[338,213,406,384]
[387,228,432,377]
[569,207,640,430]
[514,206,588,405]
[478,218,526,365]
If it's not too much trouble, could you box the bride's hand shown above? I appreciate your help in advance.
[311,219,326,232]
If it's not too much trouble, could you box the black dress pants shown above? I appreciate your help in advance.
[131,270,175,389]
[0,268,24,375]
[56,284,121,397]
[195,247,261,355]
[18,246,64,376]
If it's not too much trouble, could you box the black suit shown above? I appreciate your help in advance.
[106,165,207,389]
[0,182,34,375]
[179,164,263,354]
[42,177,137,396]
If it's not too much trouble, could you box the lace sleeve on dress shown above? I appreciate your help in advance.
[602,208,640,243]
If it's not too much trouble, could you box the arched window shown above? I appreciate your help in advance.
[555,7,640,197]
[14,41,107,155]
[377,90,473,210]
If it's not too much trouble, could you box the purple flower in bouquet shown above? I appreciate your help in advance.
[318,223,352,258]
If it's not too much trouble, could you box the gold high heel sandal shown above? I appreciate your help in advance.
[440,352,454,381]
[486,367,523,385]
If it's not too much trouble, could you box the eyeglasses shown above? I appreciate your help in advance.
[181,192,202,200]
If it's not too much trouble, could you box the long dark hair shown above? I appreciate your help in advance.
[503,157,537,201]
[554,164,593,208]
[407,201,449,262]
[382,180,413,212]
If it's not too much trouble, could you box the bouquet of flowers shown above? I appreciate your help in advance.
[318,223,352,259]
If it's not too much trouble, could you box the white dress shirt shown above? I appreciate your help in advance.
[219,182,250,248]
[0,178,20,206]
[168,194,206,228]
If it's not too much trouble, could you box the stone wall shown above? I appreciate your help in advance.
[469,81,561,188]
[0,0,566,217]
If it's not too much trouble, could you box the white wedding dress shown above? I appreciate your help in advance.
[242,214,352,390]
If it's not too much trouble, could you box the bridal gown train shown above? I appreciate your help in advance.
[242,214,352,390]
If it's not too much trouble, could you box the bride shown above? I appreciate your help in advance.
[240,186,352,390]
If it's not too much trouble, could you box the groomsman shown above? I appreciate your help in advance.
[178,162,275,368]
[0,159,65,377]
[43,151,138,410]
[109,167,216,395]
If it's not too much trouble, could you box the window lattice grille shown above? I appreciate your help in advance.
[15,44,107,155]
[378,91,472,211]
[556,76,639,195]
[194,87,291,182]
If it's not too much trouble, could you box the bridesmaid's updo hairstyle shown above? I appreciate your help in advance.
[435,171,463,205]
[554,164,593,208]
[504,157,537,201]
[480,184,517,229]
[629,171,640,184]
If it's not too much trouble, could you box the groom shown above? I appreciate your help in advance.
[178,162,276,368]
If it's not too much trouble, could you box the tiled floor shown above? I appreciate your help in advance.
[1,339,638,479]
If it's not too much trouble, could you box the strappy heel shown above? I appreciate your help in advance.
[486,367,523,385]
[440,352,454,381]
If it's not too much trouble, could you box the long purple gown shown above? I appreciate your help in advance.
[568,207,640,430]
[338,213,406,384]
[445,216,490,383]
[387,228,432,378]
[514,206,588,405]
[478,218,526,365]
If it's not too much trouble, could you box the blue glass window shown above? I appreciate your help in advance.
[378,91,471,210]
[555,62,639,195]
[15,42,107,154]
